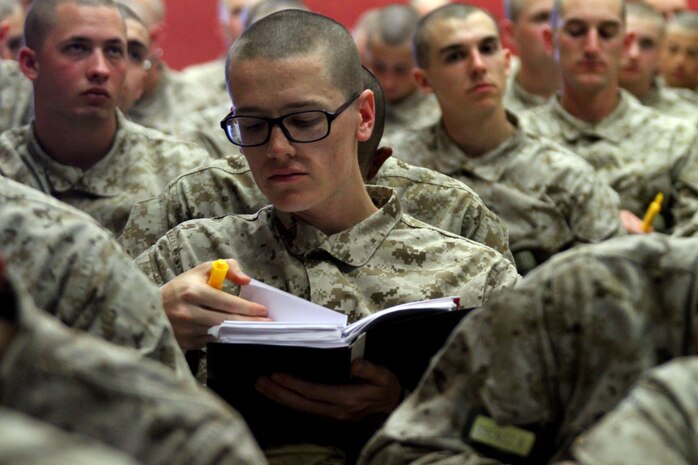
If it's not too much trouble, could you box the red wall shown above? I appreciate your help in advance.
[162,0,698,70]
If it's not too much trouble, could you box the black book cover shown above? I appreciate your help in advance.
[207,308,471,450]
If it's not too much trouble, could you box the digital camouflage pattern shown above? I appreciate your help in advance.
[503,62,550,115]
[0,176,189,376]
[0,60,32,134]
[178,105,240,159]
[127,65,223,137]
[119,155,513,262]
[0,111,211,236]
[136,186,519,321]
[640,79,698,127]
[574,357,698,465]
[383,91,441,139]
[0,272,268,465]
[180,57,229,116]
[359,234,698,465]
[387,114,624,273]
[0,408,144,465]
[521,90,698,234]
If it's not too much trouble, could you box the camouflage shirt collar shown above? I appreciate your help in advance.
[431,111,524,182]
[639,78,663,107]
[509,68,551,109]
[272,186,402,267]
[387,90,430,117]
[127,65,173,120]
[28,110,128,197]
[551,89,636,144]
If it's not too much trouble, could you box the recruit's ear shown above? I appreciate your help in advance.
[500,18,518,53]
[542,24,556,58]
[503,47,512,78]
[356,88,375,143]
[623,30,636,56]
[0,21,9,49]
[413,67,433,94]
[18,47,39,80]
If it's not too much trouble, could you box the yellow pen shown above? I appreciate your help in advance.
[208,259,229,290]
[642,193,664,233]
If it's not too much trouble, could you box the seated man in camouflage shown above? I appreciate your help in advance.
[572,357,698,465]
[118,0,220,136]
[386,3,623,273]
[620,2,698,126]
[363,4,440,138]
[659,10,698,92]
[136,10,518,464]
[0,0,210,236]
[0,175,188,376]
[523,0,698,235]
[0,258,267,465]
[500,0,559,114]
[120,66,513,262]
[360,234,698,464]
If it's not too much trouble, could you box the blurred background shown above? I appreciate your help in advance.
[162,0,698,70]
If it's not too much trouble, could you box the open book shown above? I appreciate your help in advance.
[206,280,472,449]
[208,279,460,348]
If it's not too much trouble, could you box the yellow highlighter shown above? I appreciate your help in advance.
[208,259,229,290]
[642,193,664,233]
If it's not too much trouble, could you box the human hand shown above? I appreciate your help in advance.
[620,209,651,234]
[161,259,270,350]
[255,358,403,421]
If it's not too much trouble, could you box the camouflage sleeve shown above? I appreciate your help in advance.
[120,196,173,258]
[358,286,557,465]
[65,233,190,376]
[1,277,268,465]
[574,357,698,465]
[556,154,625,244]
[120,160,269,258]
[0,408,144,465]
[360,240,678,465]
[670,134,698,236]
[461,202,515,265]
[135,228,186,286]
[0,189,188,377]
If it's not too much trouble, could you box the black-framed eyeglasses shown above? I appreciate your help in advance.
[220,92,360,147]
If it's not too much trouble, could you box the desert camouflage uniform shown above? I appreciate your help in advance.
[120,155,512,262]
[136,186,517,465]
[0,271,268,465]
[388,114,624,273]
[127,64,222,136]
[0,409,144,465]
[179,105,239,159]
[136,186,518,320]
[639,78,698,127]
[180,57,229,111]
[0,59,32,133]
[503,63,550,115]
[384,91,441,139]
[0,111,211,236]
[359,234,698,465]
[574,357,698,465]
[0,176,189,376]
[521,90,698,234]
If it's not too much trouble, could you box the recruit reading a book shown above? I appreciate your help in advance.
[206,279,469,448]
[207,279,466,388]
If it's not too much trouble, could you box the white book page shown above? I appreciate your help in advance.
[239,279,348,325]
[342,296,458,339]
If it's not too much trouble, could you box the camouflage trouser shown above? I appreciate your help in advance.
[265,444,346,465]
